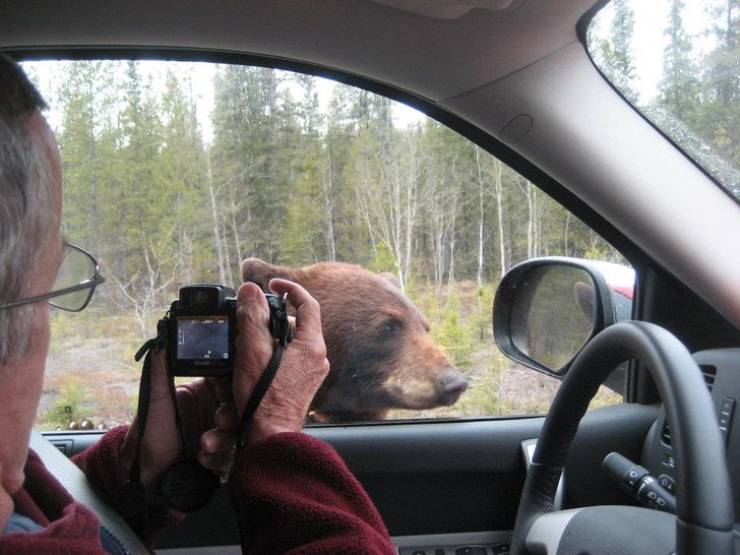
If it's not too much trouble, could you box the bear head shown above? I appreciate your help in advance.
[241,257,469,422]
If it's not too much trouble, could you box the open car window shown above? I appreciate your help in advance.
[24,59,627,431]
[586,0,740,202]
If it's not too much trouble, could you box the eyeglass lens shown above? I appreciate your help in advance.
[49,245,97,311]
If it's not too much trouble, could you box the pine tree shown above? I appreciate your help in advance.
[659,0,700,123]
[590,0,639,103]
[281,74,332,265]
[700,0,740,175]
[48,59,625,306]
[159,68,209,284]
[58,61,101,250]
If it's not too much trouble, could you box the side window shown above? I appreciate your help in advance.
[25,60,628,430]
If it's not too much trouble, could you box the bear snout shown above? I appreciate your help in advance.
[436,369,469,406]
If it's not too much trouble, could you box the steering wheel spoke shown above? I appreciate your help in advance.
[525,506,675,555]
[509,322,734,555]
[525,509,583,555]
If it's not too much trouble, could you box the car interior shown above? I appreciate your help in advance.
[2,0,740,554]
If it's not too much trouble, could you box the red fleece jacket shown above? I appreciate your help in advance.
[0,427,396,554]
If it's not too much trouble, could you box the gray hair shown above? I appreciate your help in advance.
[0,54,54,364]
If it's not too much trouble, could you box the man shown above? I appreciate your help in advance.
[0,55,395,554]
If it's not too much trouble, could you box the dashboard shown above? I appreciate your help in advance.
[400,348,740,554]
[642,348,740,516]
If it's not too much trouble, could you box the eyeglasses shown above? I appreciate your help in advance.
[0,242,105,312]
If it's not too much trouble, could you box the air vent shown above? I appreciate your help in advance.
[700,365,717,391]
[660,365,717,446]
[661,422,672,445]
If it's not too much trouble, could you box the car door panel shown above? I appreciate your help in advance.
[94,402,655,548]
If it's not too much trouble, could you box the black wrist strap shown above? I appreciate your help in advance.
[234,341,286,451]
[129,325,171,487]
[128,296,293,513]
[228,328,290,555]
[233,292,293,451]
[129,324,219,512]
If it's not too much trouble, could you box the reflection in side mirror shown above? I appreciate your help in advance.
[493,257,633,377]
[510,265,597,371]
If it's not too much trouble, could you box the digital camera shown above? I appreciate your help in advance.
[165,284,291,377]
[167,284,237,377]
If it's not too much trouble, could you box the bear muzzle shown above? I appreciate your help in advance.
[435,369,469,406]
[380,367,469,410]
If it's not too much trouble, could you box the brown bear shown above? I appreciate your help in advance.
[241,258,469,422]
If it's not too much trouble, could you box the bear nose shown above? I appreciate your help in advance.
[437,369,469,406]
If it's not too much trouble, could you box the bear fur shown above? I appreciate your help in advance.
[241,258,469,422]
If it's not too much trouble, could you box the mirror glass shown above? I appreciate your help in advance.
[510,265,597,372]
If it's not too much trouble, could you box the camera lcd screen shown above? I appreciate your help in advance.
[176,316,230,361]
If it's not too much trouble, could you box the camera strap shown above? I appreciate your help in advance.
[128,295,293,514]
[229,300,292,555]
[233,322,291,451]
[129,320,170,487]
[129,320,220,513]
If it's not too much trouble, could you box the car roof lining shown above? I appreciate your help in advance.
[0,0,597,103]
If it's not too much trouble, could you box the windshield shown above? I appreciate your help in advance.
[587,0,740,201]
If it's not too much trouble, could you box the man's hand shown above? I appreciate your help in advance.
[120,278,328,488]
[231,279,330,447]
[120,352,234,489]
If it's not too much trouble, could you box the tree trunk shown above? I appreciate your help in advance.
[230,191,243,262]
[322,157,337,261]
[493,159,506,278]
[520,178,537,259]
[532,183,539,257]
[208,157,227,285]
[402,133,420,291]
[447,186,459,289]
[474,146,485,287]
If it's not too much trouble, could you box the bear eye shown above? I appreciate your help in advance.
[380,319,401,337]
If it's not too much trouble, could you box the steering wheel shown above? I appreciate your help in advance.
[509,321,735,555]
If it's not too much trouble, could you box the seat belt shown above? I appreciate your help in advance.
[29,431,150,555]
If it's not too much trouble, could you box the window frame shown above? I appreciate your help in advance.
[576,0,740,209]
[12,48,649,422]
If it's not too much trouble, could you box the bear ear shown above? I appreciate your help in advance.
[379,271,402,290]
[241,257,296,291]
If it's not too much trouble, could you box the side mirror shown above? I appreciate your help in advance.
[493,257,634,377]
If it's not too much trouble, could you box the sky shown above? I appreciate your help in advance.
[23,59,426,144]
[22,0,716,144]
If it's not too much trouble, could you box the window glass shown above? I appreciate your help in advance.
[587,0,740,202]
[24,60,626,430]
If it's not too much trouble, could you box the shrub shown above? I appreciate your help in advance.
[39,375,91,429]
